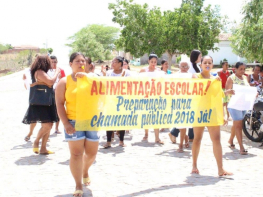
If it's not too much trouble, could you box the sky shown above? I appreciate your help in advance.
[0,0,247,65]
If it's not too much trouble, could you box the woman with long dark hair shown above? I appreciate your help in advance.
[22,55,60,154]
[189,49,202,74]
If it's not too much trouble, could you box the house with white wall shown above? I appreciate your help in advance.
[207,33,246,66]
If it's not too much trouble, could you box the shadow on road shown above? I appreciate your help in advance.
[223,151,257,160]
[117,175,232,197]
[155,148,192,159]
[131,141,164,147]
[11,141,49,150]
[14,155,51,165]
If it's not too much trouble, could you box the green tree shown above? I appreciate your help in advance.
[0,43,12,54]
[47,48,53,54]
[230,0,263,63]
[66,24,119,61]
[109,0,222,68]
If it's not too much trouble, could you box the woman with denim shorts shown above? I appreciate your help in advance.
[225,62,250,155]
[56,52,99,197]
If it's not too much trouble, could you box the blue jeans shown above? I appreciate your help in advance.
[170,128,194,139]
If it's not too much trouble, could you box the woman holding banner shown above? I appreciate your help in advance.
[103,56,131,148]
[139,54,164,144]
[191,55,232,176]
[56,52,100,196]
[225,62,250,155]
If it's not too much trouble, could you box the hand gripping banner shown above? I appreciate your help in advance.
[75,77,224,131]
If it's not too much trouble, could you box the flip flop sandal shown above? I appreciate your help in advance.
[73,190,83,197]
[219,172,233,177]
[83,177,91,186]
[55,130,61,134]
[155,140,164,145]
[240,150,248,155]
[103,145,111,149]
[39,150,55,155]
[177,148,184,153]
[33,147,39,154]
[184,142,190,148]
[142,136,148,141]
[229,144,235,149]
[24,136,30,141]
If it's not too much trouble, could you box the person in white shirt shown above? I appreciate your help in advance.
[103,56,131,148]
[139,53,164,144]
[23,67,37,141]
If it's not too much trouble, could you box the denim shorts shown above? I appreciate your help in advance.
[64,120,100,142]
[228,108,247,121]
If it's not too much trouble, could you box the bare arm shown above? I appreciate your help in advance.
[35,67,60,86]
[55,78,76,134]
[23,74,27,90]
[248,75,254,86]
[192,74,198,78]
[139,68,146,73]
[225,77,235,96]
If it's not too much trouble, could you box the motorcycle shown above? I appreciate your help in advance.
[242,96,263,143]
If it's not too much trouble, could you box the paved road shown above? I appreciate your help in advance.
[0,71,263,197]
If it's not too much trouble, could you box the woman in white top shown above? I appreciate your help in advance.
[139,54,164,144]
[103,56,131,148]
[188,49,202,74]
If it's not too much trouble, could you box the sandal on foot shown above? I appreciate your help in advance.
[155,140,164,145]
[24,136,30,141]
[191,169,199,174]
[33,147,39,154]
[119,144,126,147]
[142,136,148,141]
[219,171,233,177]
[184,142,190,148]
[229,144,235,149]
[240,150,248,155]
[55,130,61,134]
[39,150,55,155]
[73,190,83,197]
[83,177,91,186]
[177,147,184,153]
[103,144,111,149]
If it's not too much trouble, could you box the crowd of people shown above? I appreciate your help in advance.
[21,50,261,197]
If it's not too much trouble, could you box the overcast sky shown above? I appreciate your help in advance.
[0,0,246,63]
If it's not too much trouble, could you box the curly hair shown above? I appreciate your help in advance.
[30,55,51,79]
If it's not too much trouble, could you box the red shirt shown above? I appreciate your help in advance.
[60,68,66,78]
[218,70,230,88]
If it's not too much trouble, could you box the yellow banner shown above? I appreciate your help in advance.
[75,77,224,131]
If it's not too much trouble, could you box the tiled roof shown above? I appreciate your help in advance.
[219,33,232,41]
[13,45,39,49]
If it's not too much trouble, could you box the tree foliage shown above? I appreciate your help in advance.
[109,0,222,67]
[66,24,119,61]
[0,43,12,54]
[47,48,53,54]
[230,0,263,63]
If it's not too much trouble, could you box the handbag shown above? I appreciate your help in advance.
[29,81,53,106]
